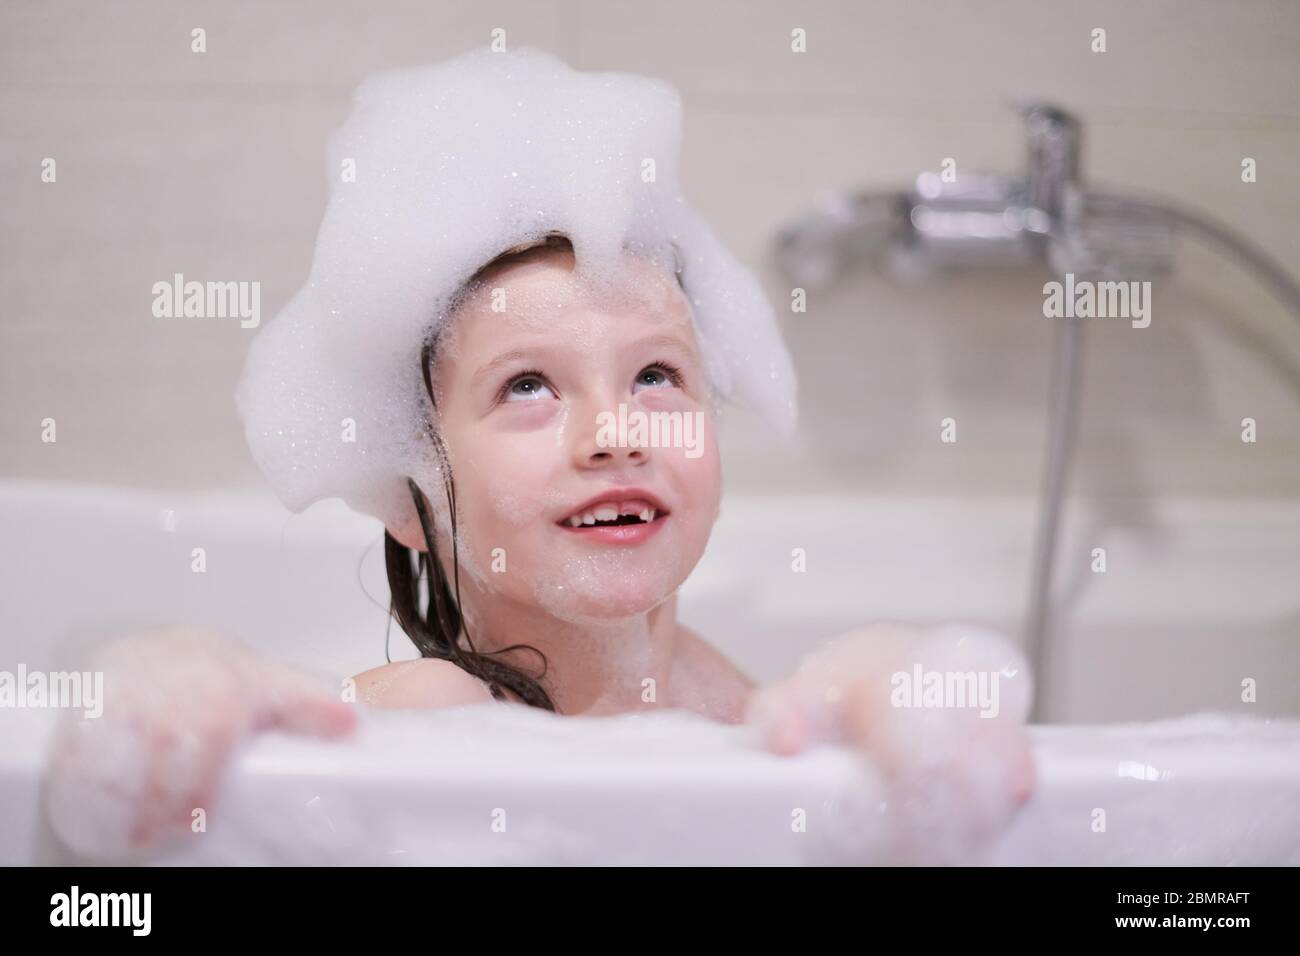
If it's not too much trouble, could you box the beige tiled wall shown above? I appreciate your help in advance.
[2,0,1298,503]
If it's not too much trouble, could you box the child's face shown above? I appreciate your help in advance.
[420,246,722,622]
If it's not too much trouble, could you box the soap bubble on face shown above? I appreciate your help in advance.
[532,547,683,625]
[424,253,716,616]
[235,47,796,536]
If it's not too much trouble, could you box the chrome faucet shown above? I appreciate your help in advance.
[772,102,1300,721]
[773,102,1185,286]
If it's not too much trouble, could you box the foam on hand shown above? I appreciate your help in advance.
[235,47,797,532]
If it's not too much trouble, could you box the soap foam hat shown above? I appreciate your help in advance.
[236,47,797,532]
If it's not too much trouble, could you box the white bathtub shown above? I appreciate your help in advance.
[1,480,1298,865]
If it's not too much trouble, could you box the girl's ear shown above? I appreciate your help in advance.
[386,514,427,552]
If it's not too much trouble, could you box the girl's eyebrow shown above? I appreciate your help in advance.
[470,348,549,388]
[630,333,700,363]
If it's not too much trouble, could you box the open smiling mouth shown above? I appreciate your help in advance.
[555,497,670,542]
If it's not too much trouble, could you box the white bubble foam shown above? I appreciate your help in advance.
[531,547,679,625]
[235,47,797,532]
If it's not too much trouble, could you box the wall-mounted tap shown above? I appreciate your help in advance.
[773,102,1181,288]
[772,102,1300,722]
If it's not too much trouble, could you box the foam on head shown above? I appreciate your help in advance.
[236,46,797,532]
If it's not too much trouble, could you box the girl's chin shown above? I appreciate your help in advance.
[529,573,684,622]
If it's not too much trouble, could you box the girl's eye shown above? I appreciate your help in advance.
[502,372,557,402]
[632,362,684,393]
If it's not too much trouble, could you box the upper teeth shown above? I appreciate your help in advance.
[565,504,657,527]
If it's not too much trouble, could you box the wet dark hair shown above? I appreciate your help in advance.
[381,235,574,711]
[381,232,688,711]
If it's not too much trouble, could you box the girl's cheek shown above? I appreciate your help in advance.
[494,408,568,486]
[633,388,699,414]
[480,483,546,529]
[696,433,724,507]
[462,406,563,474]
[471,425,565,524]
[688,445,722,502]
[492,401,564,432]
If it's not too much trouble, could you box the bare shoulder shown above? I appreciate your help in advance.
[674,625,756,723]
[352,659,495,710]
[680,627,753,681]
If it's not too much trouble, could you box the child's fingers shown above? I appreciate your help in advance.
[122,669,352,853]
[265,694,358,738]
[46,632,356,861]
[127,697,248,851]
[255,664,358,738]
[746,685,810,755]
[748,680,850,756]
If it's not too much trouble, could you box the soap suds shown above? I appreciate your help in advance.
[532,547,680,625]
[235,47,797,533]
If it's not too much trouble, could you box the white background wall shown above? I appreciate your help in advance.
[2,0,1297,503]
[2,1,1298,722]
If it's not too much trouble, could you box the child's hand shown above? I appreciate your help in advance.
[44,628,356,860]
[746,622,1035,862]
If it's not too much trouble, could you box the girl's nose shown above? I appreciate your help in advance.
[582,443,648,468]
[571,395,649,469]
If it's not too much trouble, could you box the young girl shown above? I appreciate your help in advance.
[45,49,1034,862]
